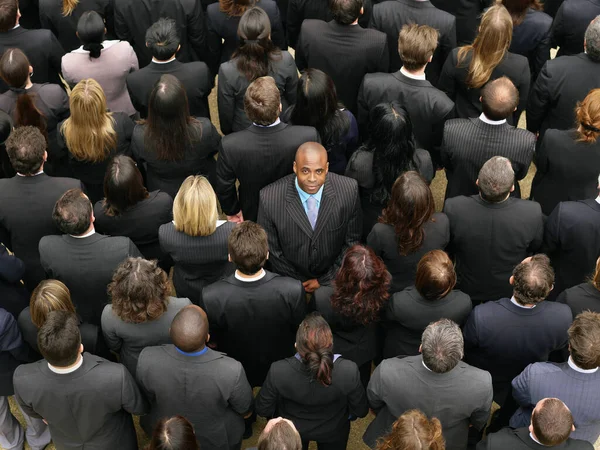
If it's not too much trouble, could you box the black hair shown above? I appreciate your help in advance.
[145,18,181,61]
[77,11,105,59]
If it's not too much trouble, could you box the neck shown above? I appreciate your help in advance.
[404,65,427,76]
[156,54,176,62]
[350,18,359,25]
[236,269,263,279]
[24,77,33,89]
[55,353,82,370]
[479,192,511,203]
[75,224,94,237]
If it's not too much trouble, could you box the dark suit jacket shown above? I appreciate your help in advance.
[368,0,456,86]
[544,0,564,17]
[443,195,544,304]
[136,345,253,450]
[0,307,29,396]
[295,19,389,114]
[557,282,600,316]
[0,174,81,291]
[202,271,306,387]
[551,0,600,57]
[0,243,28,319]
[527,53,600,138]
[114,0,206,67]
[257,173,362,284]
[14,353,147,450]
[38,233,142,325]
[214,122,319,222]
[126,60,212,119]
[429,0,493,44]
[363,355,493,449]
[477,427,594,450]
[510,9,552,81]
[441,118,535,200]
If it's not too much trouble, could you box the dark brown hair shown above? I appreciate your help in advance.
[37,310,81,367]
[512,254,554,305]
[500,0,543,26]
[329,0,363,24]
[0,0,18,32]
[532,398,574,446]
[244,76,280,125]
[575,88,600,143]
[296,313,334,386]
[228,221,268,275]
[5,125,46,174]
[376,410,445,450]
[398,24,439,71]
[568,311,600,370]
[220,0,255,17]
[52,188,92,235]
[145,416,199,450]
[415,250,457,301]
[381,171,435,256]
[331,245,390,325]
[103,155,149,216]
[108,258,169,324]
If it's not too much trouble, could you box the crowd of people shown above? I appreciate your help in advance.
[0,0,599,449]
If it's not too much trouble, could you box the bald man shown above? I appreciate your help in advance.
[136,305,253,450]
[257,142,361,293]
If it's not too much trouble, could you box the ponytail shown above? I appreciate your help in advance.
[82,42,103,59]
[15,91,47,136]
[304,349,334,386]
[296,312,335,387]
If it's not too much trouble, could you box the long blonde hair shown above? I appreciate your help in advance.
[62,0,79,16]
[61,79,116,163]
[173,176,218,237]
[457,5,513,89]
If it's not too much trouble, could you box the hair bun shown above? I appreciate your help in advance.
[83,42,104,58]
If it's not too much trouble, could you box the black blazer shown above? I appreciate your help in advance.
[368,0,456,86]
[0,243,29,319]
[510,8,552,81]
[477,427,594,450]
[439,48,530,125]
[126,60,213,120]
[0,174,82,291]
[441,118,535,200]
[443,195,544,304]
[114,0,206,67]
[214,122,319,222]
[557,282,600,317]
[38,233,142,325]
[257,173,362,284]
[429,0,493,45]
[527,53,600,138]
[531,129,600,215]
[202,271,306,387]
[551,0,600,57]
[0,308,29,396]
[544,0,564,17]
[295,19,389,114]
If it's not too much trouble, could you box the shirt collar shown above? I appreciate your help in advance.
[11,24,20,30]
[295,352,341,362]
[510,296,536,309]
[253,118,281,128]
[529,433,546,446]
[479,113,507,125]
[235,269,266,282]
[568,356,599,373]
[152,56,177,64]
[17,169,44,177]
[176,346,209,356]
[596,195,600,205]
[70,229,96,239]
[400,66,426,80]
[72,40,120,54]
[295,177,324,205]
[48,355,83,374]
[422,359,433,372]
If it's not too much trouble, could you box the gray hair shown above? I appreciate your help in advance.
[477,156,514,202]
[421,319,464,373]
[585,16,600,62]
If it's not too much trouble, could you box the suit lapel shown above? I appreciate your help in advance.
[312,178,336,241]
[285,177,314,238]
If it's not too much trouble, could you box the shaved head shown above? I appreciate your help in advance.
[295,142,327,163]
[293,142,328,195]
[170,305,209,352]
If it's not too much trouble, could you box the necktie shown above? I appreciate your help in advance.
[306,196,318,230]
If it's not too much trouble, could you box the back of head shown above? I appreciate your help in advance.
[30,280,75,328]
[235,7,278,81]
[37,310,81,367]
[173,175,217,237]
[376,410,445,450]
[568,311,600,370]
[477,156,515,202]
[244,76,280,125]
[291,69,339,134]
[585,16,600,62]
[0,109,12,144]
[147,416,199,450]
[481,76,519,121]
[398,24,439,71]
[501,0,543,25]
[575,88,600,143]
[415,250,457,301]
[296,312,334,386]
[52,188,92,236]
[258,418,302,450]
[329,0,363,25]
[170,305,209,353]
[421,319,464,373]
[228,221,268,275]
[77,11,105,58]
[512,254,554,305]
[0,0,18,33]
[145,18,180,61]
[103,155,149,216]
[5,125,46,175]
[531,398,574,446]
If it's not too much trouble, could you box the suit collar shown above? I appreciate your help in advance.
[396,0,434,8]
[392,70,433,87]
[470,117,511,130]
[285,175,336,239]
[4,26,26,36]
[62,233,105,244]
[328,20,364,33]
[148,60,182,72]
[39,352,102,379]
[514,427,555,449]
[224,270,278,287]
[580,198,600,212]
[163,344,225,363]
[248,122,288,134]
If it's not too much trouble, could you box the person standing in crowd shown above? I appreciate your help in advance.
[253,418,302,450]
[0,241,28,319]
[551,0,600,57]
[429,0,491,45]
[375,410,445,450]
[558,257,600,316]
[146,416,200,450]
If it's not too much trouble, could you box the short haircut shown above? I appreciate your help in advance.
[585,16,600,62]
[0,0,18,33]
[228,221,268,275]
[329,0,363,25]
[415,250,457,301]
[52,189,93,236]
[532,398,574,446]
[103,155,149,216]
[30,280,76,328]
[568,311,600,370]
[244,76,280,125]
[173,176,218,237]
[145,18,180,61]
[398,24,439,71]
[512,254,554,305]
[421,319,464,373]
[258,419,302,450]
[5,126,46,175]
[170,305,209,353]
[481,76,519,120]
[37,310,81,367]
[477,156,514,202]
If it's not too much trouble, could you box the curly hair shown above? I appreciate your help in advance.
[331,245,391,325]
[108,258,169,324]
[376,410,445,450]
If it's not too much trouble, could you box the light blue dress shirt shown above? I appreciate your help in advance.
[295,177,323,215]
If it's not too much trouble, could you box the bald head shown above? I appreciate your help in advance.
[531,398,574,446]
[293,142,328,195]
[295,142,327,163]
[170,305,209,352]
[481,76,519,121]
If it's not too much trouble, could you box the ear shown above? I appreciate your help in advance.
[479,96,482,104]
[266,251,270,261]
[510,184,515,193]
[475,178,479,187]
[145,42,150,48]
[418,344,422,353]
[76,31,79,39]
[428,54,433,63]
[28,65,33,76]
[279,103,282,113]
[228,253,232,263]
[43,151,48,162]
[509,275,514,286]
[80,343,84,354]
[206,333,210,343]
[177,44,181,53]
[360,6,364,15]
[293,160,297,175]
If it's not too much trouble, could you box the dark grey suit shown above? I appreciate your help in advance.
[257,173,362,284]
[477,427,594,450]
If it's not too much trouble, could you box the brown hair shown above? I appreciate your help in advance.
[575,89,600,143]
[481,76,519,121]
[499,0,543,26]
[30,280,76,328]
[376,410,445,450]
[568,311,600,370]
[532,398,574,446]
[5,125,46,175]
[380,171,435,256]
[590,256,600,291]
[228,221,268,275]
[457,5,513,89]
[62,0,79,16]
[102,155,149,217]
[296,313,334,386]
[0,0,18,32]
[220,0,255,17]
[512,254,554,305]
[415,250,457,301]
[146,416,199,450]
[107,258,170,324]
[244,76,280,125]
[258,419,302,450]
[398,24,439,71]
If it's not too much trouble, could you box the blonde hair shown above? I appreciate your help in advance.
[61,79,117,163]
[30,280,76,328]
[376,410,445,450]
[457,5,513,89]
[576,89,600,143]
[62,0,79,16]
[173,176,218,237]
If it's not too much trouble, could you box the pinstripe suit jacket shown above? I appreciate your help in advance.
[441,118,535,200]
[257,173,362,283]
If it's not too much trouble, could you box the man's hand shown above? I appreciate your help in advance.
[302,279,320,293]
[227,211,244,223]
